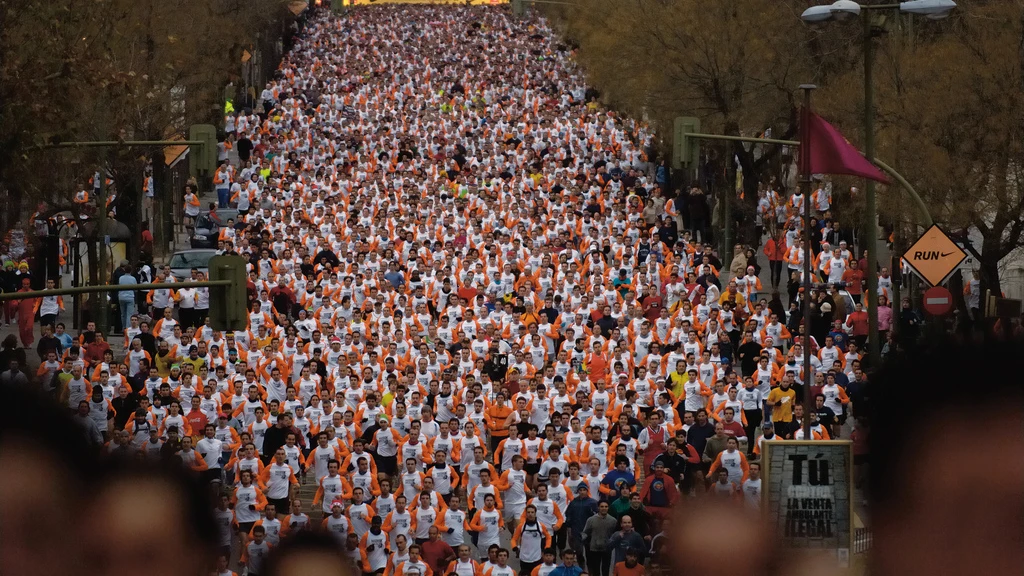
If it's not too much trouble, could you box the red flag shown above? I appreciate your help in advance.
[805,111,889,184]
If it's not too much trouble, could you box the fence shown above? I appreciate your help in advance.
[853,527,873,554]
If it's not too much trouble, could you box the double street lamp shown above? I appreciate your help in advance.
[801,0,956,362]
[802,0,956,22]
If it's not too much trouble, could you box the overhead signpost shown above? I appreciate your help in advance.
[902,224,967,287]
[0,256,249,332]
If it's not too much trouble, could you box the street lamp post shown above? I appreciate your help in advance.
[800,0,955,363]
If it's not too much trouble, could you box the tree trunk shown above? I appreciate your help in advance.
[151,152,168,256]
[86,238,100,326]
[735,148,761,246]
[112,152,144,264]
[978,234,1003,300]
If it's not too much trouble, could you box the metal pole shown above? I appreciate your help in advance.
[863,14,880,363]
[0,280,233,301]
[724,147,733,271]
[684,133,802,147]
[871,157,933,227]
[44,140,206,149]
[799,84,817,442]
[73,240,81,329]
[96,157,109,335]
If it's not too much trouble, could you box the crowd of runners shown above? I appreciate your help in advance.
[3,4,882,576]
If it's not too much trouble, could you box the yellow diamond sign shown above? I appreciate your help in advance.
[902,225,966,287]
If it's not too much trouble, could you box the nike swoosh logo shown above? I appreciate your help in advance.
[940,252,955,257]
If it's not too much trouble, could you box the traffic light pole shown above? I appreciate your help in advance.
[96,148,108,335]
[0,254,249,333]
[33,134,220,329]
[42,140,206,149]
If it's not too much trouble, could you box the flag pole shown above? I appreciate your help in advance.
[799,84,816,442]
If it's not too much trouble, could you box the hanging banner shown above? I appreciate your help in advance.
[761,440,854,567]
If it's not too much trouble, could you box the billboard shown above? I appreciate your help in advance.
[761,440,854,567]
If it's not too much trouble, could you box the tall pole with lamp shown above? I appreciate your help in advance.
[800,0,956,363]
[799,85,817,442]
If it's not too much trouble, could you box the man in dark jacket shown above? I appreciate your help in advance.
[736,334,763,376]
[685,409,715,456]
[262,413,296,459]
[565,484,598,566]
[483,343,508,384]
[111,384,140,430]
[36,324,63,360]
[607,514,646,566]
[136,322,158,359]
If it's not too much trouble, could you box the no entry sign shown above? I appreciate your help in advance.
[923,286,953,316]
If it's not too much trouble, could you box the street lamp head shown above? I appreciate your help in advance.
[801,5,835,23]
[830,0,862,20]
[900,0,956,19]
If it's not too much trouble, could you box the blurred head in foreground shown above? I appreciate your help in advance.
[81,460,218,576]
[0,387,96,576]
[264,530,351,576]
[868,339,1023,576]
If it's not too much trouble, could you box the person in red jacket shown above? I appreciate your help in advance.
[15,277,37,347]
[762,230,787,289]
[845,302,869,349]
[640,461,679,520]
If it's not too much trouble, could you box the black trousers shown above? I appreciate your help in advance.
[691,217,707,242]
[587,549,611,576]
[554,525,567,551]
[269,497,290,515]
[179,308,194,329]
[489,434,505,455]
[520,560,540,576]
[743,409,763,454]
[769,260,784,288]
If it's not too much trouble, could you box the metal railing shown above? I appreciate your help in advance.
[0,280,232,302]
[853,527,873,554]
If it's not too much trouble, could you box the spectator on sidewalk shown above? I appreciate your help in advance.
[0,358,29,388]
[116,261,138,332]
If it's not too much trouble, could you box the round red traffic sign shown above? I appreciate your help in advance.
[923,286,953,316]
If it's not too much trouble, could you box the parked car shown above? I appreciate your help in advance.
[168,249,217,281]
[190,209,239,249]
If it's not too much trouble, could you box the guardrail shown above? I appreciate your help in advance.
[853,527,873,554]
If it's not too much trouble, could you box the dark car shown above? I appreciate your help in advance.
[190,209,239,249]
